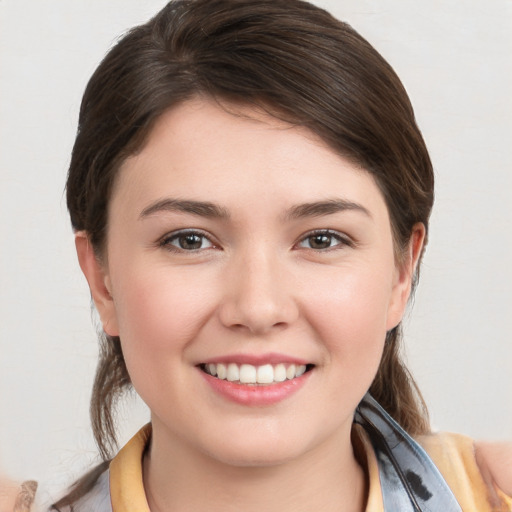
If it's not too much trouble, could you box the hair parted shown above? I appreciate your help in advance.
[58,0,433,506]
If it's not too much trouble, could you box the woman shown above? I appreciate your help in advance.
[53,0,511,510]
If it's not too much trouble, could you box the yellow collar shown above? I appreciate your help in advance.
[108,423,383,512]
[109,424,152,511]
[108,423,512,511]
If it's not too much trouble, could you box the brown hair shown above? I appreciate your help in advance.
[56,0,432,506]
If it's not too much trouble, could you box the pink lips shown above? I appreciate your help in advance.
[198,353,312,406]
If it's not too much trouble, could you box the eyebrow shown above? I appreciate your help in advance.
[284,199,371,220]
[139,197,370,221]
[139,199,230,220]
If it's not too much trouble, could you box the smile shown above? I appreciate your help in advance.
[200,363,313,385]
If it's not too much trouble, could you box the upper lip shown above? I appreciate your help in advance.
[199,353,311,366]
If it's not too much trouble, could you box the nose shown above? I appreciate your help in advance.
[218,249,299,335]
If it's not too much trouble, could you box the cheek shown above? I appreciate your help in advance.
[302,265,392,372]
[308,265,392,332]
[111,266,217,371]
[110,266,220,415]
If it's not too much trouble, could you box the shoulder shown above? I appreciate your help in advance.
[475,440,512,497]
[415,431,512,511]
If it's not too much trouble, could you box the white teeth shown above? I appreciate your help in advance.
[226,363,239,382]
[296,365,306,377]
[274,363,287,382]
[217,363,227,380]
[286,364,296,380]
[239,364,257,384]
[256,364,274,384]
[203,362,310,385]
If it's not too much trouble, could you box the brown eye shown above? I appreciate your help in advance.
[177,234,204,250]
[297,230,349,250]
[162,231,214,251]
[308,234,334,249]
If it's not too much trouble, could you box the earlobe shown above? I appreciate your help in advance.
[75,232,120,337]
[386,223,426,330]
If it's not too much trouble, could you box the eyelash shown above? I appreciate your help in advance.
[159,229,353,253]
[295,230,354,251]
[159,230,216,253]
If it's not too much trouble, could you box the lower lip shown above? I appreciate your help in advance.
[199,370,311,406]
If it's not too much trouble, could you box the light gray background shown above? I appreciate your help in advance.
[1,0,511,506]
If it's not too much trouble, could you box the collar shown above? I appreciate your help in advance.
[354,393,462,512]
[109,396,461,512]
[109,424,152,510]
[109,423,386,511]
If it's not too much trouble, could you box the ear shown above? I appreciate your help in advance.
[75,231,119,337]
[386,223,426,330]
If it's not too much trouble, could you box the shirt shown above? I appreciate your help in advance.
[101,423,511,511]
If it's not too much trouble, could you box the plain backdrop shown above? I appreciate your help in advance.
[1,0,511,506]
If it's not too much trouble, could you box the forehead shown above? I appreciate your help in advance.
[112,98,389,222]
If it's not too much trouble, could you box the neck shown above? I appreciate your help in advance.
[143,420,367,512]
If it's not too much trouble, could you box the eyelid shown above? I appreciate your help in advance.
[158,228,219,252]
[294,229,354,250]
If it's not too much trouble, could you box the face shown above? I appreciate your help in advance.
[78,98,421,468]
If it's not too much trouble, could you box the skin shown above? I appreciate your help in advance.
[0,477,37,512]
[77,97,426,511]
[0,477,17,512]
[475,441,512,500]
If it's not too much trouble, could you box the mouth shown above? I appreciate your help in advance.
[199,362,315,386]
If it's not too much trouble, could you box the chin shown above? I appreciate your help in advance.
[198,425,318,469]
[207,446,300,468]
